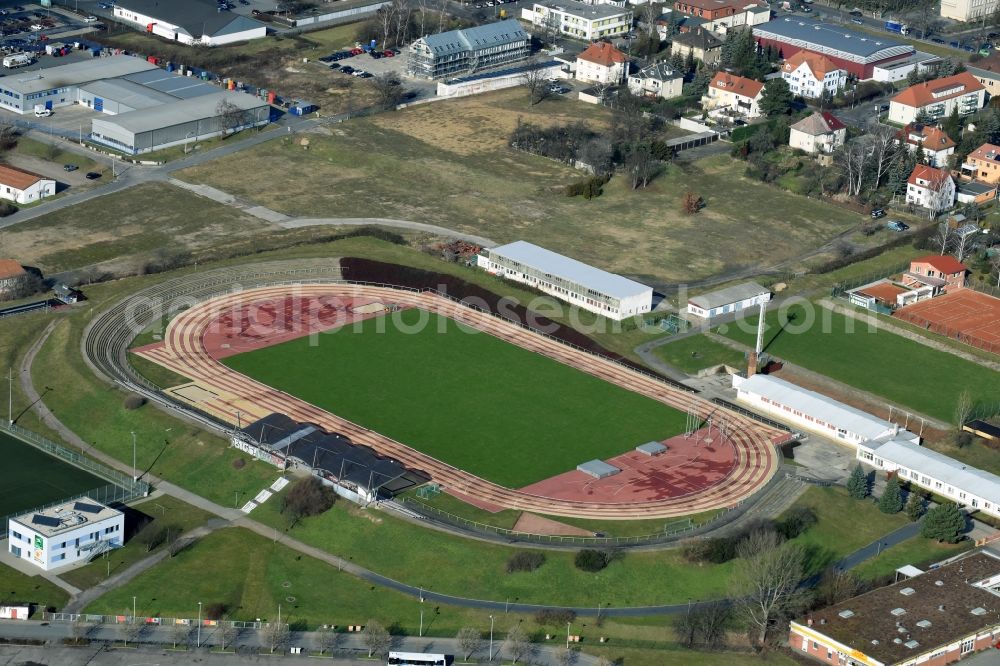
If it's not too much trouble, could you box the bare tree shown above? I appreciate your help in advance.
[954,390,975,428]
[505,625,531,664]
[556,646,579,666]
[216,99,249,138]
[732,529,806,648]
[70,618,88,644]
[362,620,391,658]
[640,3,659,38]
[953,226,978,263]
[121,615,143,647]
[933,222,953,255]
[261,621,290,654]
[416,0,430,38]
[868,125,899,190]
[170,621,190,649]
[371,73,406,110]
[457,626,484,660]
[623,141,657,189]
[522,58,552,107]
[390,0,411,47]
[376,5,394,47]
[317,626,341,655]
[990,252,1000,287]
[219,622,238,651]
[836,138,869,197]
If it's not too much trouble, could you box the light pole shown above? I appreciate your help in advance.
[132,596,136,620]
[489,614,494,662]
[130,431,137,481]
[566,620,571,649]
[7,367,12,426]
[197,602,202,648]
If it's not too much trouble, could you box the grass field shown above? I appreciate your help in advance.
[223,309,688,488]
[850,536,970,582]
[653,335,746,375]
[0,432,106,517]
[717,303,1000,423]
[178,88,862,285]
[0,561,69,610]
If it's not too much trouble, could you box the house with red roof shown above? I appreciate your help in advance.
[906,164,955,215]
[780,51,847,99]
[904,254,967,291]
[0,259,29,300]
[575,41,629,85]
[887,71,986,126]
[702,71,764,118]
[959,142,1000,185]
[895,123,956,169]
[788,112,846,155]
[0,165,55,205]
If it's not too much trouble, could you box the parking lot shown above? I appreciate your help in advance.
[0,2,98,50]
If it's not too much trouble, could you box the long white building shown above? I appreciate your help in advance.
[477,241,652,320]
[687,281,770,319]
[858,439,1000,519]
[114,0,267,46]
[732,374,920,448]
[8,499,124,571]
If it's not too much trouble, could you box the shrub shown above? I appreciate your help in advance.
[0,201,16,217]
[776,506,817,540]
[506,551,545,573]
[202,602,228,620]
[682,536,738,564]
[564,174,609,199]
[231,458,247,470]
[280,476,336,524]
[574,549,611,572]
[534,609,576,626]
[123,394,146,410]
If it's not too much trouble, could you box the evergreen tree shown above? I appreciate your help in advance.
[670,51,685,72]
[942,107,961,141]
[846,464,869,500]
[760,78,793,117]
[904,492,925,521]
[920,503,966,543]
[684,48,695,74]
[878,475,903,514]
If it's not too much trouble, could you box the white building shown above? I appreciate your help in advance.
[940,0,998,22]
[732,374,920,448]
[575,41,628,85]
[521,0,633,41]
[671,0,771,36]
[477,241,653,320]
[687,281,770,319]
[872,51,941,84]
[0,165,55,205]
[887,71,986,126]
[780,51,847,99]
[858,439,1000,519]
[702,71,764,118]
[627,61,683,99]
[896,123,956,169]
[114,0,267,46]
[788,112,847,155]
[8,499,124,571]
[906,164,956,214]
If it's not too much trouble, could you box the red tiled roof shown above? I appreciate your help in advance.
[967,142,1000,162]
[781,51,841,80]
[577,41,628,67]
[0,164,46,191]
[0,259,26,280]
[912,254,967,274]
[708,71,763,98]
[896,123,956,151]
[820,111,846,131]
[907,163,951,190]
[891,71,984,108]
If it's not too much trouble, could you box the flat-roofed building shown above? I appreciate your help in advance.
[7,499,124,571]
[790,551,1000,665]
[687,281,770,319]
[407,19,531,79]
[522,0,633,41]
[477,241,653,320]
[114,0,267,46]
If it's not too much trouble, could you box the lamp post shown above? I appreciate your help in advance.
[197,601,202,648]
[566,621,571,649]
[130,431,137,481]
[7,367,12,426]
[132,596,136,621]
[489,614,494,662]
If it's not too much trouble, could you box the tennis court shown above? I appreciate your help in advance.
[895,289,1000,354]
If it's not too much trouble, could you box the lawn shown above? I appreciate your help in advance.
[222,309,688,488]
[653,334,746,375]
[0,431,106,517]
[850,536,970,582]
[59,495,216,591]
[251,496,734,608]
[0,561,69,611]
[177,88,862,286]
[13,137,103,173]
[717,303,1000,423]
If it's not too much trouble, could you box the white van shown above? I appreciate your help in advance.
[33,105,51,117]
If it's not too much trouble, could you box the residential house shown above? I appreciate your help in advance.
[521,0,633,41]
[702,71,764,118]
[788,112,846,155]
[959,142,1000,184]
[906,254,968,290]
[627,61,683,99]
[887,71,986,125]
[780,51,847,99]
[895,123,956,168]
[0,165,55,205]
[905,164,956,214]
[671,0,770,35]
[0,259,29,300]
[967,53,1000,97]
[670,27,723,66]
[575,41,629,84]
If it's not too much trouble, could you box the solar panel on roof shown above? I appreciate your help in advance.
[31,514,60,528]
[73,501,102,514]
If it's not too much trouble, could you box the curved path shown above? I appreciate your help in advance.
[132,281,782,519]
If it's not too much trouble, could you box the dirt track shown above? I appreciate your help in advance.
[137,284,782,519]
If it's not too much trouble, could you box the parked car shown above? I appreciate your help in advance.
[63,164,78,172]
[349,47,363,55]
[383,49,394,57]
[870,208,886,219]
[851,17,863,24]
[29,23,42,31]
[85,171,101,180]
[949,41,960,48]
[351,69,367,76]
[931,38,945,44]
[358,71,373,78]
[886,220,909,232]
[368,50,381,59]
[83,16,98,23]
[340,65,355,74]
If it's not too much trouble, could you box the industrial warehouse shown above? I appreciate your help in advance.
[0,55,271,154]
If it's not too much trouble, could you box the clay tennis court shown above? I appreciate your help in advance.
[134,285,783,519]
[895,289,1000,354]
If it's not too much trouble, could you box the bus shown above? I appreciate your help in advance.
[387,651,448,666]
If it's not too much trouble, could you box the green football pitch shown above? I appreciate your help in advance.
[223,310,688,488]
[0,432,106,517]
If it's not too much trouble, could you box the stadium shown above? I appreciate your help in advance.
[88,260,785,521]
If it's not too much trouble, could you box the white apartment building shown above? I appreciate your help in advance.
[780,51,847,99]
[888,72,986,126]
[477,241,653,320]
[906,164,956,214]
[8,499,124,571]
[858,439,1000,519]
[940,0,998,22]
[575,41,628,84]
[521,0,633,41]
[788,112,847,155]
